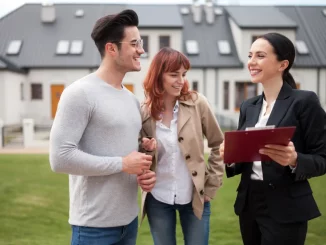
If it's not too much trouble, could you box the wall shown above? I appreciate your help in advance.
[25,69,91,125]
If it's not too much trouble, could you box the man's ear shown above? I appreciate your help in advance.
[105,42,117,57]
[279,60,289,72]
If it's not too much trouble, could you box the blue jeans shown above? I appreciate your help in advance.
[145,193,211,245]
[71,217,138,245]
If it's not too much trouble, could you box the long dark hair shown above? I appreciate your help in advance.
[257,33,297,89]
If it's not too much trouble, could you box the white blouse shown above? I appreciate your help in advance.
[151,101,194,205]
[250,99,276,180]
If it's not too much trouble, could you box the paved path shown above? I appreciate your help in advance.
[0,147,49,154]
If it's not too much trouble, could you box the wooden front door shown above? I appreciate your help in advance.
[51,85,64,119]
[124,84,134,93]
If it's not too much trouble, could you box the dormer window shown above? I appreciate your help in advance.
[218,40,231,55]
[70,40,83,55]
[186,40,199,55]
[6,40,23,55]
[295,40,309,55]
[56,40,70,55]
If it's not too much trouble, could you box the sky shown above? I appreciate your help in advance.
[1,0,325,18]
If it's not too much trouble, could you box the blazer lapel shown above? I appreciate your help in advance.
[245,96,263,128]
[266,83,294,127]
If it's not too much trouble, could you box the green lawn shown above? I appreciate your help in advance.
[0,154,325,245]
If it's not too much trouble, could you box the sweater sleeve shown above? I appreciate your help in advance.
[49,85,123,176]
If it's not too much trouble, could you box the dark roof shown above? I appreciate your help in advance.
[289,6,326,67]
[0,4,325,69]
[127,5,183,28]
[225,6,297,29]
[0,4,183,69]
[275,6,321,67]
[0,56,27,73]
[0,4,128,68]
[180,5,242,68]
[0,59,6,68]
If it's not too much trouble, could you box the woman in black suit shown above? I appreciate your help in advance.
[221,33,326,245]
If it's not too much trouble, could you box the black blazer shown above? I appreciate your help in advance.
[226,83,326,223]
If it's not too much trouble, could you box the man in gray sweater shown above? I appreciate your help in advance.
[49,9,156,245]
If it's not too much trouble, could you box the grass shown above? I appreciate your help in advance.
[0,154,325,245]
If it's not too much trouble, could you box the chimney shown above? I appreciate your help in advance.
[191,0,202,24]
[41,2,56,23]
[204,0,214,24]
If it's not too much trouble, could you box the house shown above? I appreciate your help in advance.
[0,2,325,127]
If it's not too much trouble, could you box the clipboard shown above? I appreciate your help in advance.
[224,126,296,163]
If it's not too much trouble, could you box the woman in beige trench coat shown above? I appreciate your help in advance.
[139,47,225,245]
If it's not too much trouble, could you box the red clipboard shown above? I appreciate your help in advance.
[224,126,296,164]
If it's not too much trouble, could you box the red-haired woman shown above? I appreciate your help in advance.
[139,47,225,245]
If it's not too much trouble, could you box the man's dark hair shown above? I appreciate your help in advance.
[91,9,139,58]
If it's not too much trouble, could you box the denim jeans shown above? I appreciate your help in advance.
[71,217,138,245]
[145,193,211,245]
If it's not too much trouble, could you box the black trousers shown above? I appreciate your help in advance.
[239,180,307,245]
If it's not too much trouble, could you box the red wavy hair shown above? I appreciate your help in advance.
[143,47,195,120]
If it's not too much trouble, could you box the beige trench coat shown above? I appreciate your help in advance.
[140,93,225,221]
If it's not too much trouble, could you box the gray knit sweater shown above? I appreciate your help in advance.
[49,73,141,227]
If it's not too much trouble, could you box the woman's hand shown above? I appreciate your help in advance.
[219,141,225,160]
[259,141,297,167]
[204,195,211,202]
[142,137,156,152]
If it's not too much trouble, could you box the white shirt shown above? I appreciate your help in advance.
[151,101,194,205]
[250,99,276,180]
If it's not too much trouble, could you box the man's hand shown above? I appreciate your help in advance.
[122,151,152,175]
[137,170,156,192]
[142,137,156,152]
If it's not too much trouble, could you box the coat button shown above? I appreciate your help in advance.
[200,190,204,195]
[268,183,275,189]
[185,154,191,160]
[192,171,197,176]
[178,137,184,142]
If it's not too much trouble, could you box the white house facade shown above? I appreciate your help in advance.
[0,3,325,128]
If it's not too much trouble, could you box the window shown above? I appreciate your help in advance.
[180,7,190,15]
[20,83,24,101]
[75,9,84,18]
[217,40,231,55]
[235,82,257,110]
[295,40,309,55]
[159,36,170,49]
[31,84,43,100]
[192,81,198,91]
[141,36,149,57]
[70,40,83,55]
[186,40,199,55]
[214,8,223,15]
[56,40,70,55]
[223,81,229,110]
[7,40,23,55]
